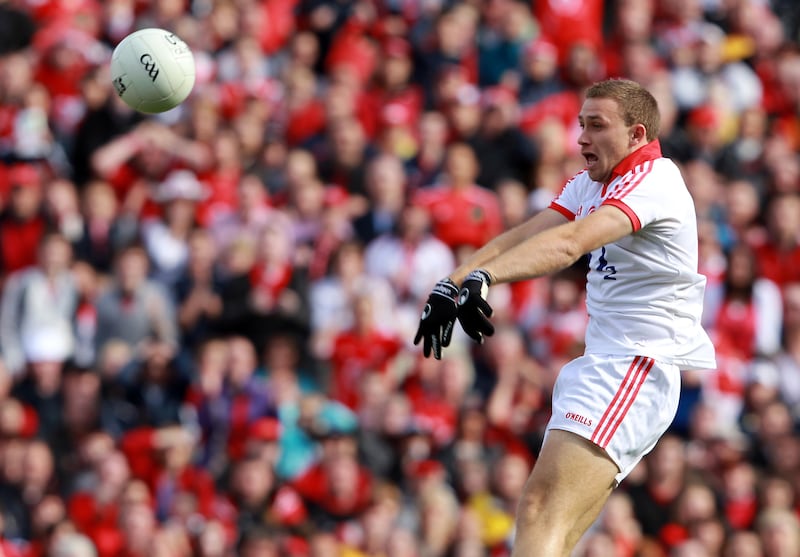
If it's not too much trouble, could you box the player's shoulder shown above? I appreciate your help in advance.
[635,157,682,182]
[617,157,684,192]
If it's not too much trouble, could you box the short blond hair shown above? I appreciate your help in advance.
[585,79,661,141]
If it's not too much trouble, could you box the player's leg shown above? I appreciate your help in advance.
[510,429,618,557]
[511,354,682,557]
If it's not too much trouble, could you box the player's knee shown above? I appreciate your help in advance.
[515,482,563,530]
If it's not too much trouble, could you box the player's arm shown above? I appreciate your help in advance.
[482,204,634,284]
[453,205,634,344]
[448,207,569,284]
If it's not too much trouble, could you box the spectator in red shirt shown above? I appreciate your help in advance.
[0,164,49,280]
[705,243,783,362]
[753,193,800,287]
[290,433,374,527]
[403,350,476,448]
[193,128,244,227]
[67,448,130,540]
[242,417,284,473]
[120,425,216,522]
[533,0,603,65]
[413,142,503,252]
[32,27,99,137]
[283,65,326,148]
[750,10,793,119]
[329,291,403,410]
[308,240,397,361]
[365,37,424,140]
[90,121,211,214]
[720,460,760,531]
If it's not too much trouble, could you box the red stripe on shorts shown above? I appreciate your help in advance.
[591,356,641,445]
[591,356,653,448]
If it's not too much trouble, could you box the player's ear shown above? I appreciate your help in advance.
[630,123,646,145]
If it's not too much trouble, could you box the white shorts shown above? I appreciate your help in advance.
[545,353,681,484]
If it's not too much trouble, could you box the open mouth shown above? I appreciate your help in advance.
[584,153,598,167]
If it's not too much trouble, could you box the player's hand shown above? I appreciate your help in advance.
[457,269,495,344]
[414,278,459,359]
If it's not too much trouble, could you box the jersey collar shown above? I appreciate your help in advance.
[607,139,663,184]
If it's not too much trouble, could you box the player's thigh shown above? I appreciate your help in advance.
[520,429,618,526]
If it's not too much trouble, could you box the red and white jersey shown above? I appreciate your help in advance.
[549,141,716,370]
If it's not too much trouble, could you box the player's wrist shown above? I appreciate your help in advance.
[465,269,493,286]
[432,278,459,299]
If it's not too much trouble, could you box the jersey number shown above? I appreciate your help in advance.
[590,247,617,280]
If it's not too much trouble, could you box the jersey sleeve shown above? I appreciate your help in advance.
[548,171,587,220]
[602,161,679,232]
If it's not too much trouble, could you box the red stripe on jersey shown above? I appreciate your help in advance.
[548,201,575,220]
[608,161,654,201]
[603,199,641,231]
[591,356,652,448]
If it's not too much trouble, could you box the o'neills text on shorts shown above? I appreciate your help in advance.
[565,412,592,427]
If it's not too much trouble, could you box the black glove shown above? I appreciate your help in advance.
[457,269,495,344]
[414,278,459,359]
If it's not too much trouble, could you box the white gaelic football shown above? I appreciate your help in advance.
[110,28,195,114]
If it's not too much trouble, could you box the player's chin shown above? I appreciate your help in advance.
[587,168,606,183]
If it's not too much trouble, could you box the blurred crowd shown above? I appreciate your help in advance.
[1,0,800,556]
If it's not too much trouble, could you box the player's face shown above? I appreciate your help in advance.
[578,97,636,183]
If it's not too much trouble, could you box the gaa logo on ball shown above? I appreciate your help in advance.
[110,28,196,114]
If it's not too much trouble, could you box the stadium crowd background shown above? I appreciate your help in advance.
[1,0,800,555]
